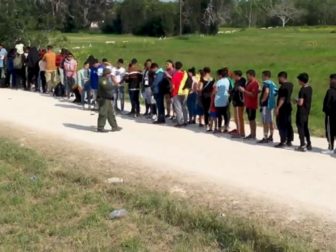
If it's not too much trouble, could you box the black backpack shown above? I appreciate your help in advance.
[183,74,193,90]
[54,83,65,97]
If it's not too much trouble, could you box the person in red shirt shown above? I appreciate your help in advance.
[172,61,188,127]
[239,69,259,140]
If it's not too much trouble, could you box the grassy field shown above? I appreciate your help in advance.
[63,27,336,136]
[0,138,322,251]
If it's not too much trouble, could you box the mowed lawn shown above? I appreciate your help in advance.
[66,27,336,135]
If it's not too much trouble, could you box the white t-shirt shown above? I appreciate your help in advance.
[39,60,46,72]
[112,67,126,84]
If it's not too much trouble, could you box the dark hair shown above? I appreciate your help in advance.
[102,58,108,63]
[117,58,124,64]
[262,70,271,78]
[93,59,99,64]
[217,68,229,78]
[175,61,183,70]
[233,70,243,77]
[278,71,288,79]
[166,59,174,64]
[203,67,211,74]
[330,74,336,80]
[131,58,138,64]
[150,63,159,69]
[188,67,196,76]
[47,45,53,50]
[297,73,309,83]
[246,69,256,77]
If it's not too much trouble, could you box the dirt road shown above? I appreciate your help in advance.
[1,89,336,222]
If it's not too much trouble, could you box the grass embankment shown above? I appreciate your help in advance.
[0,139,319,251]
[65,27,336,136]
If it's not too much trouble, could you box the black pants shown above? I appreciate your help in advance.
[277,110,294,144]
[325,115,336,150]
[40,71,47,93]
[129,90,140,115]
[202,96,211,125]
[296,115,311,147]
[154,93,165,122]
[14,68,26,89]
[28,66,39,90]
[216,106,229,128]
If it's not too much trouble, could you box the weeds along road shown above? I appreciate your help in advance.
[1,89,336,221]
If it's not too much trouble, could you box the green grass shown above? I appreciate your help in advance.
[63,27,336,136]
[0,138,325,251]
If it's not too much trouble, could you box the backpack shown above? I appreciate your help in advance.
[54,83,65,97]
[13,54,23,69]
[183,74,193,90]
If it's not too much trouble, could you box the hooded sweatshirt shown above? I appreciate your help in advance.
[323,86,336,117]
[261,80,278,110]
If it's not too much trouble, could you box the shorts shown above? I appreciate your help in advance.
[209,111,217,118]
[246,108,256,121]
[261,107,274,124]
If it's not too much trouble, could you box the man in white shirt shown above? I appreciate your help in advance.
[112,59,126,112]
[0,43,8,79]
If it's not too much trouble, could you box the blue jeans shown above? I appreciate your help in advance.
[154,93,165,122]
[113,86,125,111]
[187,92,197,120]
[129,90,140,114]
[81,82,91,107]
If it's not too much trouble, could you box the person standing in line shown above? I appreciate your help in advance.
[258,71,278,144]
[77,61,91,109]
[322,74,336,154]
[208,86,218,132]
[42,45,57,93]
[39,54,47,93]
[0,43,8,79]
[239,69,259,140]
[231,70,246,138]
[142,59,153,117]
[164,60,175,118]
[27,47,40,91]
[214,68,231,133]
[90,59,100,110]
[151,63,166,124]
[195,70,204,127]
[112,58,126,113]
[186,67,198,124]
[63,53,78,99]
[172,61,189,127]
[274,71,294,148]
[200,67,215,131]
[97,68,122,133]
[125,58,142,117]
[294,73,313,152]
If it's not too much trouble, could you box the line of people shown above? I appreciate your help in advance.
[1,43,335,154]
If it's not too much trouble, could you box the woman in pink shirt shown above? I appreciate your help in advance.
[63,53,78,99]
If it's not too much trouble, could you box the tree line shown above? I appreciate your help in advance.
[1,0,336,43]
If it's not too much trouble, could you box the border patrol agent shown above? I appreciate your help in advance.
[97,68,122,133]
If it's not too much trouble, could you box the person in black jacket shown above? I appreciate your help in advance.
[322,74,336,154]
[27,47,40,91]
[125,58,142,117]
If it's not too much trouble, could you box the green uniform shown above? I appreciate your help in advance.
[97,77,118,130]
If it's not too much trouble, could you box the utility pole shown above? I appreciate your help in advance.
[179,0,183,36]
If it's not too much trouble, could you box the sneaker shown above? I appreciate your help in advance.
[174,124,184,128]
[295,146,306,152]
[286,142,293,147]
[257,138,269,144]
[306,144,312,151]
[111,127,122,132]
[244,135,256,140]
[321,149,335,155]
[97,129,109,133]
[153,120,165,124]
[274,143,285,148]
[267,136,274,142]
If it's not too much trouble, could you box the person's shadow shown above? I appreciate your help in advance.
[63,123,96,132]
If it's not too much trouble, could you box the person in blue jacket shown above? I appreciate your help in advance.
[150,63,165,124]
